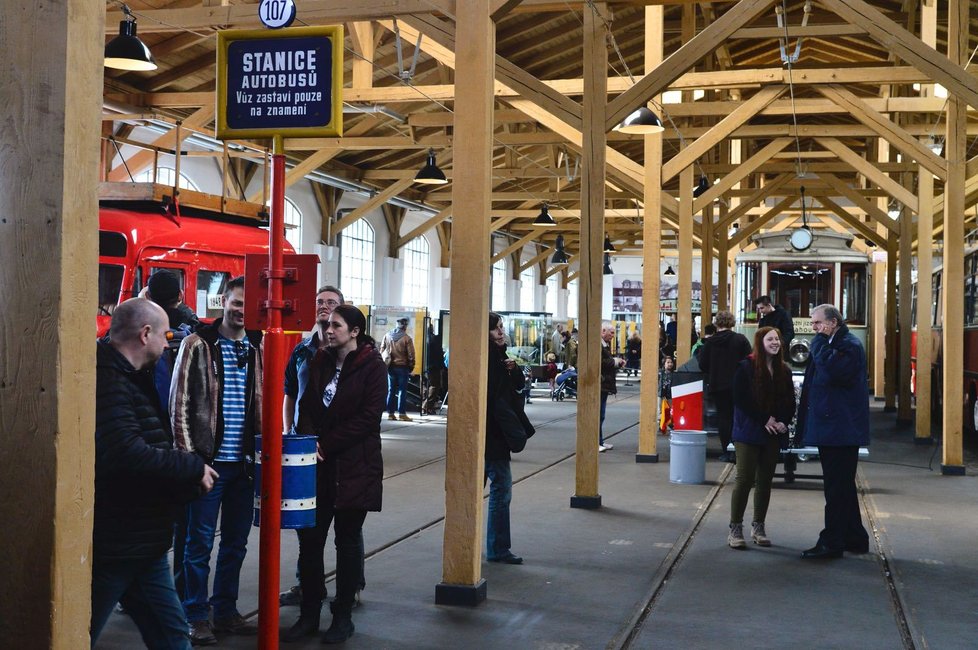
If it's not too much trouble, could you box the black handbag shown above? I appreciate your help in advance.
[491,384,536,453]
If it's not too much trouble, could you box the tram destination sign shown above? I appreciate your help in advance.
[216,25,343,139]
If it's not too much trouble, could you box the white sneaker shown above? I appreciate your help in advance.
[599,445,608,452]
[602,442,614,450]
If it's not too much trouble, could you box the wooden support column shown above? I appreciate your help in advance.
[436,0,493,605]
[701,206,713,326]
[0,0,101,645]
[677,166,695,365]
[885,232,898,411]
[916,168,934,440]
[571,1,607,509]
[941,0,966,474]
[637,3,664,464]
[897,208,913,422]
[872,140,888,397]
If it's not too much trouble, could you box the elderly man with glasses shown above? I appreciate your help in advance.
[170,275,264,643]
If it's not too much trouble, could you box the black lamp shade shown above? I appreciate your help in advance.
[414,149,448,185]
[693,175,710,198]
[105,19,157,71]
[663,265,676,277]
[614,107,664,134]
[551,234,569,265]
[603,253,614,275]
[603,235,616,253]
[533,204,556,226]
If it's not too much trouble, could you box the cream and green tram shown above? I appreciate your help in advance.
[734,230,872,367]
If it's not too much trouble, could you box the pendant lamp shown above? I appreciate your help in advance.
[551,234,569,265]
[414,149,448,185]
[104,5,157,71]
[603,235,616,253]
[693,175,710,198]
[613,106,664,134]
[603,253,614,275]
[534,203,556,226]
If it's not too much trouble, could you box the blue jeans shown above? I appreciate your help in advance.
[182,461,253,622]
[91,553,191,649]
[484,460,513,560]
[387,366,411,415]
[600,392,609,445]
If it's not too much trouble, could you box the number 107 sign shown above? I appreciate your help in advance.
[259,0,297,29]
[216,25,343,139]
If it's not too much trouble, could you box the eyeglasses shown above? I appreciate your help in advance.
[233,340,249,369]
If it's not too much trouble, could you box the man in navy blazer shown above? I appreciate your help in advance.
[796,304,870,559]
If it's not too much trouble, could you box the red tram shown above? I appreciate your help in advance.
[910,245,978,443]
[97,182,295,336]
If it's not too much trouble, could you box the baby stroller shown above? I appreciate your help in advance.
[552,368,578,401]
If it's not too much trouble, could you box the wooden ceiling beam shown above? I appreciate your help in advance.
[730,195,795,248]
[606,0,776,130]
[714,173,793,232]
[816,85,947,180]
[815,137,918,212]
[820,0,978,109]
[814,195,889,247]
[816,172,899,234]
[662,85,784,182]
[693,137,792,212]
[331,178,414,235]
[398,207,452,247]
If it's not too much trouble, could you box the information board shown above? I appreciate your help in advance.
[216,25,343,139]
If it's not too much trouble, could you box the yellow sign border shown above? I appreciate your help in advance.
[216,25,344,140]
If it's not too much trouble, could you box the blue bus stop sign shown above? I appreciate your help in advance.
[216,26,343,139]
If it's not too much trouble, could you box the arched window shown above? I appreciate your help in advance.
[401,236,430,307]
[519,266,535,311]
[546,273,559,315]
[567,278,579,321]
[134,167,199,191]
[282,197,302,251]
[492,259,507,311]
[340,219,375,306]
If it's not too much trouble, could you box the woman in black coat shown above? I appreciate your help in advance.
[485,311,531,565]
[727,326,795,549]
[286,305,386,644]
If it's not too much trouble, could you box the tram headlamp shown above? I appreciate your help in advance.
[788,338,810,365]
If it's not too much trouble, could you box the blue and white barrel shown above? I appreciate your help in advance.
[253,435,318,529]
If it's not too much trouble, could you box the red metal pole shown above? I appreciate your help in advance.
[258,136,286,650]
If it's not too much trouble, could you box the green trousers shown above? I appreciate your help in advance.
[730,439,782,525]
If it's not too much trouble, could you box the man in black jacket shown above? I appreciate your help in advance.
[91,298,217,649]
[696,311,752,462]
[754,295,795,346]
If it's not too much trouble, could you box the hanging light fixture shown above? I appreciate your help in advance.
[551,234,569,265]
[533,203,556,226]
[603,235,616,253]
[104,5,158,71]
[613,106,664,134]
[414,148,448,185]
[663,263,676,277]
[692,175,710,198]
[603,253,614,275]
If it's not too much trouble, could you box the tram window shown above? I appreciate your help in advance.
[196,270,230,319]
[932,273,942,327]
[840,264,867,325]
[768,263,831,318]
[737,262,761,322]
[98,264,124,317]
[99,231,127,258]
[911,282,918,328]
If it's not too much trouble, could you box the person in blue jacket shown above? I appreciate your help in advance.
[796,304,870,559]
[727,327,795,549]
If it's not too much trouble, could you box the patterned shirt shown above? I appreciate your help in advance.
[216,335,249,461]
[322,367,341,409]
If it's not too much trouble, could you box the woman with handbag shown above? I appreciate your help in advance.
[727,326,795,550]
[285,305,386,644]
[485,312,532,565]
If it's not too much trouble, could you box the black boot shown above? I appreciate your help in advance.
[321,602,354,644]
[282,605,321,642]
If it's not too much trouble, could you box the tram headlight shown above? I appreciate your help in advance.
[788,338,810,365]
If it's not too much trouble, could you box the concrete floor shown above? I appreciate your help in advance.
[96,378,978,649]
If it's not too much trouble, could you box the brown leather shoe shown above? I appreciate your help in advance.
[398,413,413,422]
[189,620,217,646]
[213,613,258,635]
